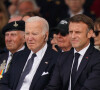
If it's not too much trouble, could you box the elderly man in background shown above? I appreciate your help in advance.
[51,18,72,52]
[0,20,26,78]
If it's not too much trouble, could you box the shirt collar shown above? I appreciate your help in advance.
[17,45,25,52]
[74,43,90,56]
[9,45,25,56]
[69,9,84,17]
[9,51,12,56]
[31,43,47,60]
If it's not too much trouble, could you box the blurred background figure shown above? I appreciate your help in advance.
[64,0,96,20]
[0,2,8,54]
[8,4,17,17]
[8,15,22,23]
[7,0,20,17]
[93,18,100,50]
[9,11,41,23]
[17,0,40,16]
[90,0,100,18]
[22,11,41,21]
[51,18,72,52]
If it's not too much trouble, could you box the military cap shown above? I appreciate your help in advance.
[2,20,25,35]
[51,18,69,36]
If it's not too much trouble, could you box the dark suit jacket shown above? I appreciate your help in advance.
[45,45,100,90]
[0,45,59,90]
[0,46,28,73]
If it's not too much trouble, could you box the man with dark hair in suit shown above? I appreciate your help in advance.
[45,14,100,90]
[0,20,26,78]
[0,16,59,90]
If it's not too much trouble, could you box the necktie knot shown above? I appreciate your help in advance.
[75,53,80,60]
[31,53,36,60]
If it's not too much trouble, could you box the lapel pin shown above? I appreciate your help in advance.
[45,62,48,64]
[86,57,88,59]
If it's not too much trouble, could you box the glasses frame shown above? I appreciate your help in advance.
[94,30,100,36]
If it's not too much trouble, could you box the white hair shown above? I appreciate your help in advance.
[25,16,49,34]
[18,0,39,10]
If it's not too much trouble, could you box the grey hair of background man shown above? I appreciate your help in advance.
[25,16,49,35]
[18,0,39,10]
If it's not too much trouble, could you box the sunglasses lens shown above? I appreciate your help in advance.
[94,31,100,36]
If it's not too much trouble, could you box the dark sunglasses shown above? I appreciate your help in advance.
[94,30,100,36]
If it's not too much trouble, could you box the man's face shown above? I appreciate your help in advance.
[25,22,48,53]
[93,24,100,46]
[69,22,93,51]
[65,0,85,12]
[5,31,25,53]
[57,33,71,51]
[18,2,34,15]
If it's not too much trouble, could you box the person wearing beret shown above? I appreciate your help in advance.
[0,20,27,79]
[51,18,72,53]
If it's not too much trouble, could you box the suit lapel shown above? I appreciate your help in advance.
[13,49,30,88]
[30,46,52,89]
[64,49,74,86]
[74,45,93,85]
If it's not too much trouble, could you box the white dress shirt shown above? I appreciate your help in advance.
[68,43,90,90]
[5,45,25,72]
[20,43,47,90]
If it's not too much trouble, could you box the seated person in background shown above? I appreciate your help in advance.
[92,18,100,50]
[51,18,72,52]
[0,16,59,90]
[0,20,26,78]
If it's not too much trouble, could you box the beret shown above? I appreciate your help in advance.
[2,20,25,35]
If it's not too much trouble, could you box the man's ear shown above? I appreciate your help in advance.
[88,30,94,38]
[44,32,49,41]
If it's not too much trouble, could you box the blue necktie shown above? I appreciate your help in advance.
[71,53,80,90]
[16,53,36,90]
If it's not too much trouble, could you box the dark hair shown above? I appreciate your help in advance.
[69,14,94,31]
[94,17,100,30]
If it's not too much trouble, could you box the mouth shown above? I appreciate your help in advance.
[71,40,78,43]
[28,43,35,45]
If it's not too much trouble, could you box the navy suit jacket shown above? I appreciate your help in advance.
[45,45,100,90]
[0,46,28,74]
[0,45,59,90]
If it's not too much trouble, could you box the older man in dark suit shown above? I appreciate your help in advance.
[0,16,59,90]
[45,14,100,90]
[0,20,26,78]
